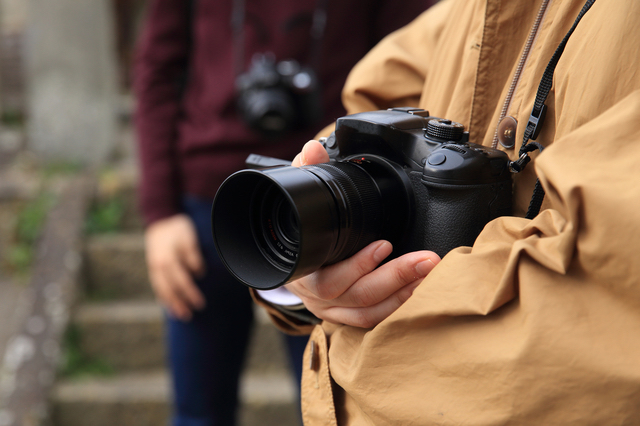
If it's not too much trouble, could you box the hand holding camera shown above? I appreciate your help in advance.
[283,141,441,328]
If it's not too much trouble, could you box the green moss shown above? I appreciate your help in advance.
[59,324,115,378]
[42,161,84,178]
[15,193,53,242]
[2,193,55,276]
[85,195,126,234]
[6,243,32,273]
[1,109,25,128]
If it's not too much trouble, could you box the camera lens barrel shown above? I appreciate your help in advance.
[212,156,413,289]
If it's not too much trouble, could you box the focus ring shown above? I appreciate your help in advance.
[309,162,383,261]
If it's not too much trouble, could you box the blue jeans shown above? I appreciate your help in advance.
[167,196,308,426]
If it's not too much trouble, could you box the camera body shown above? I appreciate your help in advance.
[236,53,322,136]
[321,107,513,259]
[212,108,513,289]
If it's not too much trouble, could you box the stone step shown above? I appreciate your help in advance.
[51,371,169,426]
[72,300,165,372]
[72,300,294,375]
[51,370,300,426]
[83,233,153,300]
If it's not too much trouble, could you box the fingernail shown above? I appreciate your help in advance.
[415,258,436,277]
[373,241,392,263]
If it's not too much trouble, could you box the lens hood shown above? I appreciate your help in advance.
[213,166,341,289]
[212,156,413,289]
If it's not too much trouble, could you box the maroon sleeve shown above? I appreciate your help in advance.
[132,0,190,226]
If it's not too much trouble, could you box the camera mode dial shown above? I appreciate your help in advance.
[425,119,465,142]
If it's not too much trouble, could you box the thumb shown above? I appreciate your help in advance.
[296,140,330,166]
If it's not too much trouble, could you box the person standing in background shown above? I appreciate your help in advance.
[132,0,436,425]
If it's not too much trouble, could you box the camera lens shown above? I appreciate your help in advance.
[212,157,413,289]
[238,88,295,135]
[252,185,300,269]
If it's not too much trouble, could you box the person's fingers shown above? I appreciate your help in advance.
[149,267,193,321]
[304,256,434,328]
[286,243,441,328]
[178,231,206,278]
[144,214,208,321]
[306,249,438,312]
[301,140,330,165]
[337,250,439,308]
[322,278,424,328]
[303,240,393,301]
[163,260,206,312]
[291,152,302,167]
[292,140,330,167]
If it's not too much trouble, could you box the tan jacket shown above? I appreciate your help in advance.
[260,0,640,424]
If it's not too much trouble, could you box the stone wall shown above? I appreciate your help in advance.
[25,0,120,165]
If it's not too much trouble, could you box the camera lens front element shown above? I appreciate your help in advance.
[252,185,300,270]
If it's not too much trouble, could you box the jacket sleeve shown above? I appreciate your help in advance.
[132,0,190,226]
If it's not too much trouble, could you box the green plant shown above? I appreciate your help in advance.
[15,193,53,242]
[1,109,25,128]
[59,324,115,378]
[4,193,54,276]
[42,161,84,178]
[85,196,126,234]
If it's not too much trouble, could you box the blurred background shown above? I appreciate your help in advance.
[0,0,302,425]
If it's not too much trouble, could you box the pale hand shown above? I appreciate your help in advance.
[144,214,206,321]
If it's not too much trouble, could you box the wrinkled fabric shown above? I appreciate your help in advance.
[259,0,640,424]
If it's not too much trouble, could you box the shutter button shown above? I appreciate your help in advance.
[497,116,518,148]
[427,152,446,166]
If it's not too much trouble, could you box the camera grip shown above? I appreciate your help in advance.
[405,172,512,258]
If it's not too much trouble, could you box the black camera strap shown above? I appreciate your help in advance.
[231,0,247,77]
[231,0,328,76]
[510,0,596,219]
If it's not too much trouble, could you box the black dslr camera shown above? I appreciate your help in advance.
[212,108,512,289]
[236,53,322,137]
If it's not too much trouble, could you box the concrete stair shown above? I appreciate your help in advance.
[50,220,301,424]
[51,371,170,426]
[52,369,298,426]
[83,233,154,300]
[71,300,165,372]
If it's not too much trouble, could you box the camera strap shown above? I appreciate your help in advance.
[509,0,596,219]
[231,0,328,76]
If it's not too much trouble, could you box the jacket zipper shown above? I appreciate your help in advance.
[492,0,551,149]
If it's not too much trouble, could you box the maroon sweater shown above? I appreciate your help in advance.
[133,0,435,225]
